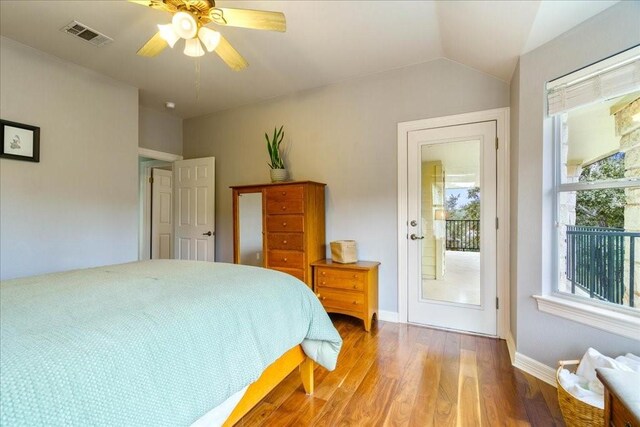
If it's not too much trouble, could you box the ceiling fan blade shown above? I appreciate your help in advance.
[137,32,168,57]
[214,8,286,32]
[127,0,177,13]
[215,35,248,71]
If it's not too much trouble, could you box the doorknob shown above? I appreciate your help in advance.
[410,234,424,240]
[410,220,418,227]
[202,231,213,236]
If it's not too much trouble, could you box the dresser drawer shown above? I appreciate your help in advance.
[315,270,364,291]
[265,185,304,202]
[267,250,305,269]
[315,287,365,313]
[270,267,306,283]
[265,215,304,232]
[266,198,304,215]
[267,233,304,251]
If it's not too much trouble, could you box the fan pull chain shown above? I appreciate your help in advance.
[195,58,201,101]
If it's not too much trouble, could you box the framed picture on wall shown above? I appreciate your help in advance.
[1,119,40,162]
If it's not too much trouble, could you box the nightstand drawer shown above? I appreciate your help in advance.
[266,198,304,215]
[267,233,304,251]
[267,250,304,269]
[265,185,304,202]
[311,259,379,332]
[265,215,304,232]
[316,287,365,313]
[316,268,366,290]
[611,394,638,427]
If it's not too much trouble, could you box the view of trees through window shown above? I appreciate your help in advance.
[445,187,480,220]
[576,152,625,229]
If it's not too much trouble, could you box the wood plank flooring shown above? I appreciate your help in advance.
[236,315,565,427]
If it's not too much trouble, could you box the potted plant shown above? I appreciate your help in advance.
[266,125,287,182]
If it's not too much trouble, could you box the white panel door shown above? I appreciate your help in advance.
[173,157,215,261]
[151,168,173,259]
[407,121,497,335]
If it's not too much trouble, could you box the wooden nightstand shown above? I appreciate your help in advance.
[598,368,640,427]
[311,259,379,331]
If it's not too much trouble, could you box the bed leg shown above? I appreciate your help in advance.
[300,357,314,395]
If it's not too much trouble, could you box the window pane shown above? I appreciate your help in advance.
[560,91,640,185]
[557,188,640,310]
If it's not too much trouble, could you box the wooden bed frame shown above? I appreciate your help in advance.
[222,345,314,426]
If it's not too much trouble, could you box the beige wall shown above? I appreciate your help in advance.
[139,106,183,156]
[0,37,139,279]
[184,58,509,312]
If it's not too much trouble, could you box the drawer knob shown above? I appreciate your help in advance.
[353,301,358,305]
[353,285,357,289]
[283,240,287,244]
[321,272,326,276]
[353,274,357,278]
[282,206,287,210]
[322,281,326,285]
[282,222,287,227]
[283,258,288,262]
[282,191,286,196]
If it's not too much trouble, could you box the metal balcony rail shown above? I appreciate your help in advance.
[446,220,480,252]
[566,225,638,307]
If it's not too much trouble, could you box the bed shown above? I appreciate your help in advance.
[0,260,342,426]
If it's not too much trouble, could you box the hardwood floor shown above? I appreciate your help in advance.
[236,315,565,427]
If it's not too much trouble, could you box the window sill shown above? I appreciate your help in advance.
[533,295,640,341]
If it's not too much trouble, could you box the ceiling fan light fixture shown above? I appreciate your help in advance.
[172,11,198,39]
[184,38,205,57]
[157,23,179,48]
[198,27,221,52]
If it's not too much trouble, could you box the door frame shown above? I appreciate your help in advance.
[138,148,183,260]
[397,108,510,339]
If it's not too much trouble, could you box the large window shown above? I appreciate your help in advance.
[549,47,640,314]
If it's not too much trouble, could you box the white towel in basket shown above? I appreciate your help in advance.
[559,348,638,409]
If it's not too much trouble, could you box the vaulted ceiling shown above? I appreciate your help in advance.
[0,0,619,118]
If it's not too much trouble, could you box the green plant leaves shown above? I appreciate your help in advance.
[265,125,285,169]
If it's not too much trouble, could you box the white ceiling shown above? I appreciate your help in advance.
[0,0,619,118]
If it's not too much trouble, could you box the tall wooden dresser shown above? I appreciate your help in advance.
[231,181,326,288]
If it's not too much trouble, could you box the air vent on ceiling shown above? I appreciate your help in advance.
[60,21,113,47]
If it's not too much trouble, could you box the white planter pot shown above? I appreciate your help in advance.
[270,168,288,182]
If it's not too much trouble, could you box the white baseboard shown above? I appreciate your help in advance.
[513,352,557,387]
[378,310,399,323]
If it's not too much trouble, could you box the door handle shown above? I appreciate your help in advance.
[202,231,213,236]
[410,234,424,240]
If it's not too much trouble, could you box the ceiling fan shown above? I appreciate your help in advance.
[129,0,286,70]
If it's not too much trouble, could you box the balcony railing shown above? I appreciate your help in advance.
[446,220,479,252]
[566,225,639,307]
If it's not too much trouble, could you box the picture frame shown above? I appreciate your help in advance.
[1,119,40,162]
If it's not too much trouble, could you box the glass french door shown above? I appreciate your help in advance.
[407,121,497,335]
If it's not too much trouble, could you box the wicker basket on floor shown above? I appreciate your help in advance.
[556,360,604,427]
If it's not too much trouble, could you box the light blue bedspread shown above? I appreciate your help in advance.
[0,260,342,426]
